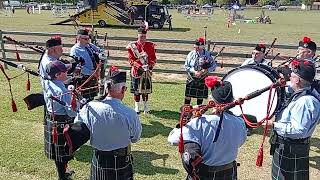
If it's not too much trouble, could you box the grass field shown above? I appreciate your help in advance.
[0,8,320,180]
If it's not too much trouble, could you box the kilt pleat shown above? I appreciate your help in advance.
[187,164,237,180]
[272,144,309,180]
[90,151,133,180]
[185,78,208,98]
[44,115,73,162]
[130,76,152,95]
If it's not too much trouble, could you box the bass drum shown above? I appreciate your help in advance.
[222,64,285,122]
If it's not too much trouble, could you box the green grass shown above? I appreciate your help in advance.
[0,8,320,180]
[0,69,320,180]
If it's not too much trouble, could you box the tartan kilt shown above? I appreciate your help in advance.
[44,114,74,162]
[187,162,237,180]
[91,150,134,180]
[78,76,98,100]
[130,74,152,95]
[185,77,208,99]
[272,144,310,180]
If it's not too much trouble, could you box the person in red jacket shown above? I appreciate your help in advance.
[127,27,157,114]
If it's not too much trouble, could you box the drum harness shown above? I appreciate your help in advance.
[177,76,286,179]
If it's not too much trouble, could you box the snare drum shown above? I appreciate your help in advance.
[223,64,285,122]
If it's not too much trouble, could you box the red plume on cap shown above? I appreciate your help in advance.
[197,37,205,43]
[303,36,311,43]
[258,43,266,49]
[205,76,220,89]
[52,35,61,40]
[291,59,300,68]
[84,27,92,32]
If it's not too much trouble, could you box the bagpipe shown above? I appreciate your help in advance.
[127,41,153,94]
[178,76,286,167]
[187,46,225,84]
[0,33,109,112]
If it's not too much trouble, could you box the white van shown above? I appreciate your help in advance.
[3,0,22,7]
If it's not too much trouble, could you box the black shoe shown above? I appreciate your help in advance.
[64,169,75,180]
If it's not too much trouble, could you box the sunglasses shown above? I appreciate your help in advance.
[81,37,90,40]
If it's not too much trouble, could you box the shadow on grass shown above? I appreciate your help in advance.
[133,150,178,175]
[310,137,320,170]
[150,109,180,120]
[73,147,179,175]
[142,120,173,138]
[74,144,93,163]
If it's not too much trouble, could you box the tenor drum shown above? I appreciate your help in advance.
[223,64,285,122]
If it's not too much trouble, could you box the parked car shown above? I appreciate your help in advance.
[3,0,22,7]
[277,6,287,11]
[39,3,52,10]
[262,5,275,9]
[26,2,39,7]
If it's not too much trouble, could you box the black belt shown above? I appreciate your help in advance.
[277,135,310,144]
[46,113,73,122]
[199,161,236,172]
[95,145,131,157]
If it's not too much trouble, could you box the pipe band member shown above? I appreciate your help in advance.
[269,59,320,180]
[70,29,102,101]
[184,37,217,106]
[241,43,268,66]
[74,66,142,180]
[168,79,247,180]
[127,27,157,114]
[44,60,78,180]
[297,36,317,62]
[39,36,63,88]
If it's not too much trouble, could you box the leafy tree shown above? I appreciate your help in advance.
[279,0,291,5]
[217,0,230,6]
[162,0,171,4]
[239,0,246,5]
[257,0,273,6]
[302,0,315,6]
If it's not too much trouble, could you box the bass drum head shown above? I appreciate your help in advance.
[222,65,282,122]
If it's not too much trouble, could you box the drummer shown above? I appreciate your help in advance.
[241,43,269,136]
[242,43,268,66]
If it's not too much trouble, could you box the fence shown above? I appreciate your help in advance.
[1,30,316,78]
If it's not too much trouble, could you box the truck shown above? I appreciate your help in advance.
[54,0,172,29]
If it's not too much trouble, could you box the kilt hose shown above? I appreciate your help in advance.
[272,143,310,180]
[78,76,98,101]
[91,149,134,180]
[130,75,152,95]
[186,161,237,180]
[44,114,74,162]
[185,77,208,99]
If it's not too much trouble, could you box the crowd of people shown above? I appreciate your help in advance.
[30,25,320,180]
